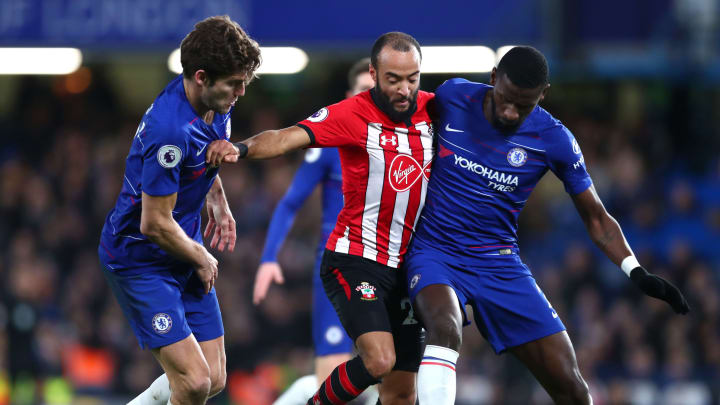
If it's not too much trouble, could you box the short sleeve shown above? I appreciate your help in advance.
[545,125,593,196]
[141,119,188,196]
[297,98,360,148]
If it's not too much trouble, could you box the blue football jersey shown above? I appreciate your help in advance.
[414,78,592,260]
[99,75,232,273]
[260,148,343,262]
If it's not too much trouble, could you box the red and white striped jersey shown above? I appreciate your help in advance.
[297,90,435,268]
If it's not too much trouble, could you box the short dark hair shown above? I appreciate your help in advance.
[180,15,262,84]
[370,32,422,69]
[348,57,370,89]
[496,46,548,89]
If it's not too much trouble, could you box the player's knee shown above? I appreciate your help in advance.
[379,386,416,405]
[208,367,227,397]
[553,368,590,404]
[176,373,211,402]
[363,351,396,379]
[425,316,462,350]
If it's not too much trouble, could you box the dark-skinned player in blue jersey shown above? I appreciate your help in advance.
[253,58,378,405]
[99,16,260,405]
[406,46,690,405]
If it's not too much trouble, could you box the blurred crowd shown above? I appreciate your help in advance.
[0,64,718,405]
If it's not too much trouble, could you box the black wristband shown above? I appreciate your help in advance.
[233,142,248,158]
[630,266,648,282]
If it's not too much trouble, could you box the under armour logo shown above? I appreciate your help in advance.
[380,135,397,146]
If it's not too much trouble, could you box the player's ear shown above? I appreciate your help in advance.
[490,67,497,86]
[539,83,550,102]
[369,63,377,83]
[194,70,209,87]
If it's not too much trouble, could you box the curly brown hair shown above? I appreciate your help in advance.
[180,15,261,84]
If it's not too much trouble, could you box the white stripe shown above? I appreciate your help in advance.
[413,122,434,230]
[361,123,384,262]
[120,234,145,241]
[334,226,350,254]
[507,140,545,152]
[386,129,412,262]
[438,134,475,155]
[185,161,205,168]
[110,212,117,234]
[106,263,115,270]
[124,175,138,195]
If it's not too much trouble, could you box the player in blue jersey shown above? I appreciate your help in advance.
[98,16,260,405]
[252,58,378,405]
[405,46,690,405]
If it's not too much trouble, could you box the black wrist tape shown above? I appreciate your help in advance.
[233,142,248,158]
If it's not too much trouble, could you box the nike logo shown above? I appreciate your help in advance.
[445,123,464,133]
[196,143,207,156]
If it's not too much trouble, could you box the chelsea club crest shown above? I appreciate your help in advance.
[507,147,528,167]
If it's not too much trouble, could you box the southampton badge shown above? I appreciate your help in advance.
[356,282,377,301]
[157,145,182,169]
[507,147,528,167]
[152,313,173,334]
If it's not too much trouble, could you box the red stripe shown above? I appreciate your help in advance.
[338,362,361,397]
[332,268,352,301]
[420,361,456,371]
[373,127,398,266]
[323,376,343,405]
[469,245,514,249]
[100,241,115,259]
[396,125,425,264]
[189,117,198,125]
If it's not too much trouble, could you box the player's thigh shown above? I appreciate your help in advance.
[152,334,210,387]
[198,335,226,387]
[509,330,584,392]
[313,264,353,357]
[103,267,193,349]
[319,250,395,341]
[377,370,416,405]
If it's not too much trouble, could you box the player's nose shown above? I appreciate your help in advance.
[502,106,519,122]
[235,83,246,97]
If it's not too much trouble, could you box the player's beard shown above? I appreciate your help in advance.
[371,83,418,124]
[490,96,521,134]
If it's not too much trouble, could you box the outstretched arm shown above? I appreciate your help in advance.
[206,126,312,165]
[572,185,689,314]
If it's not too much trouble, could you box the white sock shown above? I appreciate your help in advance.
[418,345,459,405]
[128,374,171,405]
[273,374,318,405]
[351,384,378,405]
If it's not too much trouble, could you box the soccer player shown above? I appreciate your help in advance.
[405,46,690,405]
[253,58,377,405]
[206,32,434,405]
[98,16,261,405]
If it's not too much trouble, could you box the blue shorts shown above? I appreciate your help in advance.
[405,239,564,354]
[102,264,224,349]
[312,252,353,356]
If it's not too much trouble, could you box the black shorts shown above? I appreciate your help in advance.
[320,250,423,372]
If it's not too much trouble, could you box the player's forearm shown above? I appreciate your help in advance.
[585,212,633,266]
[141,218,207,266]
[207,176,229,206]
[241,129,294,159]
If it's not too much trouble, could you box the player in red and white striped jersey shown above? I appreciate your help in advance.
[207,32,434,405]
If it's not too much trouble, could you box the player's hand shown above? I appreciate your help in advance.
[204,196,236,252]
[630,267,690,314]
[253,262,285,305]
[196,249,219,294]
[206,140,240,167]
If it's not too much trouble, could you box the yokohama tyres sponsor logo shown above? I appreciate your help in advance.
[453,154,518,186]
[388,154,431,192]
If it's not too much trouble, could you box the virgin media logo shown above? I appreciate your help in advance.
[388,154,432,192]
